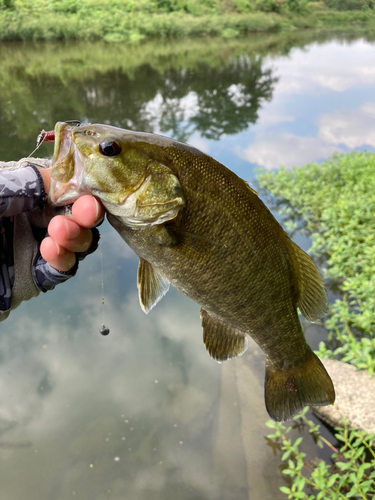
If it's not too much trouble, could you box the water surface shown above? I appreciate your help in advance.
[0,32,375,500]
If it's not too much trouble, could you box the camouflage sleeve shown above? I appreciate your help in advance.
[32,227,100,292]
[0,165,45,217]
[32,250,78,292]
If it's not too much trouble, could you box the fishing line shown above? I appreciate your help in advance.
[27,132,46,158]
[99,242,110,336]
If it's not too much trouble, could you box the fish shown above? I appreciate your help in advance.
[48,121,335,421]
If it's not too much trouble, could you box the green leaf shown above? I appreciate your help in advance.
[281,450,292,461]
[293,493,307,499]
[347,485,360,498]
[280,486,291,494]
[294,437,303,447]
[336,461,351,471]
[353,446,365,460]
[265,420,277,429]
[357,462,372,480]
[296,477,306,491]
[282,469,293,476]
[326,474,339,488]
[361,479,375,494]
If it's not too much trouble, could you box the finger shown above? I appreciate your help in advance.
[40,237,77,272]
[71,195,105,228]
[47,216,93,253]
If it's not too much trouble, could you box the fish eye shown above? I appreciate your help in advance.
[99,140,122,157]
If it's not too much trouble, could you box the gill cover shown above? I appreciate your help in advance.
[48,122,186,228]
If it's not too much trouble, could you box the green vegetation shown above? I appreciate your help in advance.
[257,152,375,375]
[0,0,374,41]
[266,407,375,499]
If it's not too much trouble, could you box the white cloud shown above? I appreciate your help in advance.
[237,133,343,170]
[188,136,210,154]
[318,102,375,148]
[265,40,375,95]
[256,108,295,127]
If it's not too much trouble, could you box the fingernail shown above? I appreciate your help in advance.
[54,239,61,256]
[94,198,103,224]
[65,219,80,240]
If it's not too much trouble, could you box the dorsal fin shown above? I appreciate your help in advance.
[243,179,259,196]
[137,258,170,314]
[289,241,329,322]
[201,309,248,362]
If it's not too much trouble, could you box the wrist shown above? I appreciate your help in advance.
[38,167,51,194]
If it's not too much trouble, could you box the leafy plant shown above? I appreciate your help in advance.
[1,0,375,41]
[266,407,375,499]
[0,0,14,9]
[323,0,372,10]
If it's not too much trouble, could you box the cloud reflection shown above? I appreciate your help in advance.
[0,229,286,500]
[319,102,375,148]
[238,133,344,170]
[237,41,375,170]
[265,40,375,95]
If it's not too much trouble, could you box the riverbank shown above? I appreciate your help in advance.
[1,1,375,41]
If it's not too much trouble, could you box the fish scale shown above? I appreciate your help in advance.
[48,121,335,421]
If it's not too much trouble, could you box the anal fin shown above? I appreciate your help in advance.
[137,258,170,314]
[201,309,248,362]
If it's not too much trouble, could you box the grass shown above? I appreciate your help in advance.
[0,0,375,41]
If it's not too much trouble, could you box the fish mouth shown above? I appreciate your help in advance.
[48,122,88,206]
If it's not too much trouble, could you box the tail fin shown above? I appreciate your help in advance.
[265,348,335,421]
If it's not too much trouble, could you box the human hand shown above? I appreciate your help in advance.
[40,194,105,272]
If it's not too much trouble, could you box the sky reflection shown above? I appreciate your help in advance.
[234,39,375,172]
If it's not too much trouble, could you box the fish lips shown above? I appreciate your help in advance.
[48,122,89,206]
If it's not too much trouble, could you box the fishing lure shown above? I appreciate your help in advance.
[36,129,55,147]
[28,120,82,157]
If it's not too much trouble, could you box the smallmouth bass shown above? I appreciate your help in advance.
[48,121,335,421]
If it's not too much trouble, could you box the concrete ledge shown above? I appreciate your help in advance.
[313,358,375,435]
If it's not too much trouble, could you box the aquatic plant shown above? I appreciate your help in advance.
[257,152,375,376]
[266,407,375,499]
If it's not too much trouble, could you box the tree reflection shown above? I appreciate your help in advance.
[158,57,277,141]
[78,56,277,143]
[0,40,277,160]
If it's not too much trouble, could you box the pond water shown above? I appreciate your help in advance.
[0,32,375,500]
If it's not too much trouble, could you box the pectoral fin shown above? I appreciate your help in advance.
[201,309,248,362]
[166,226,225,261]
[137,258,170,314]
